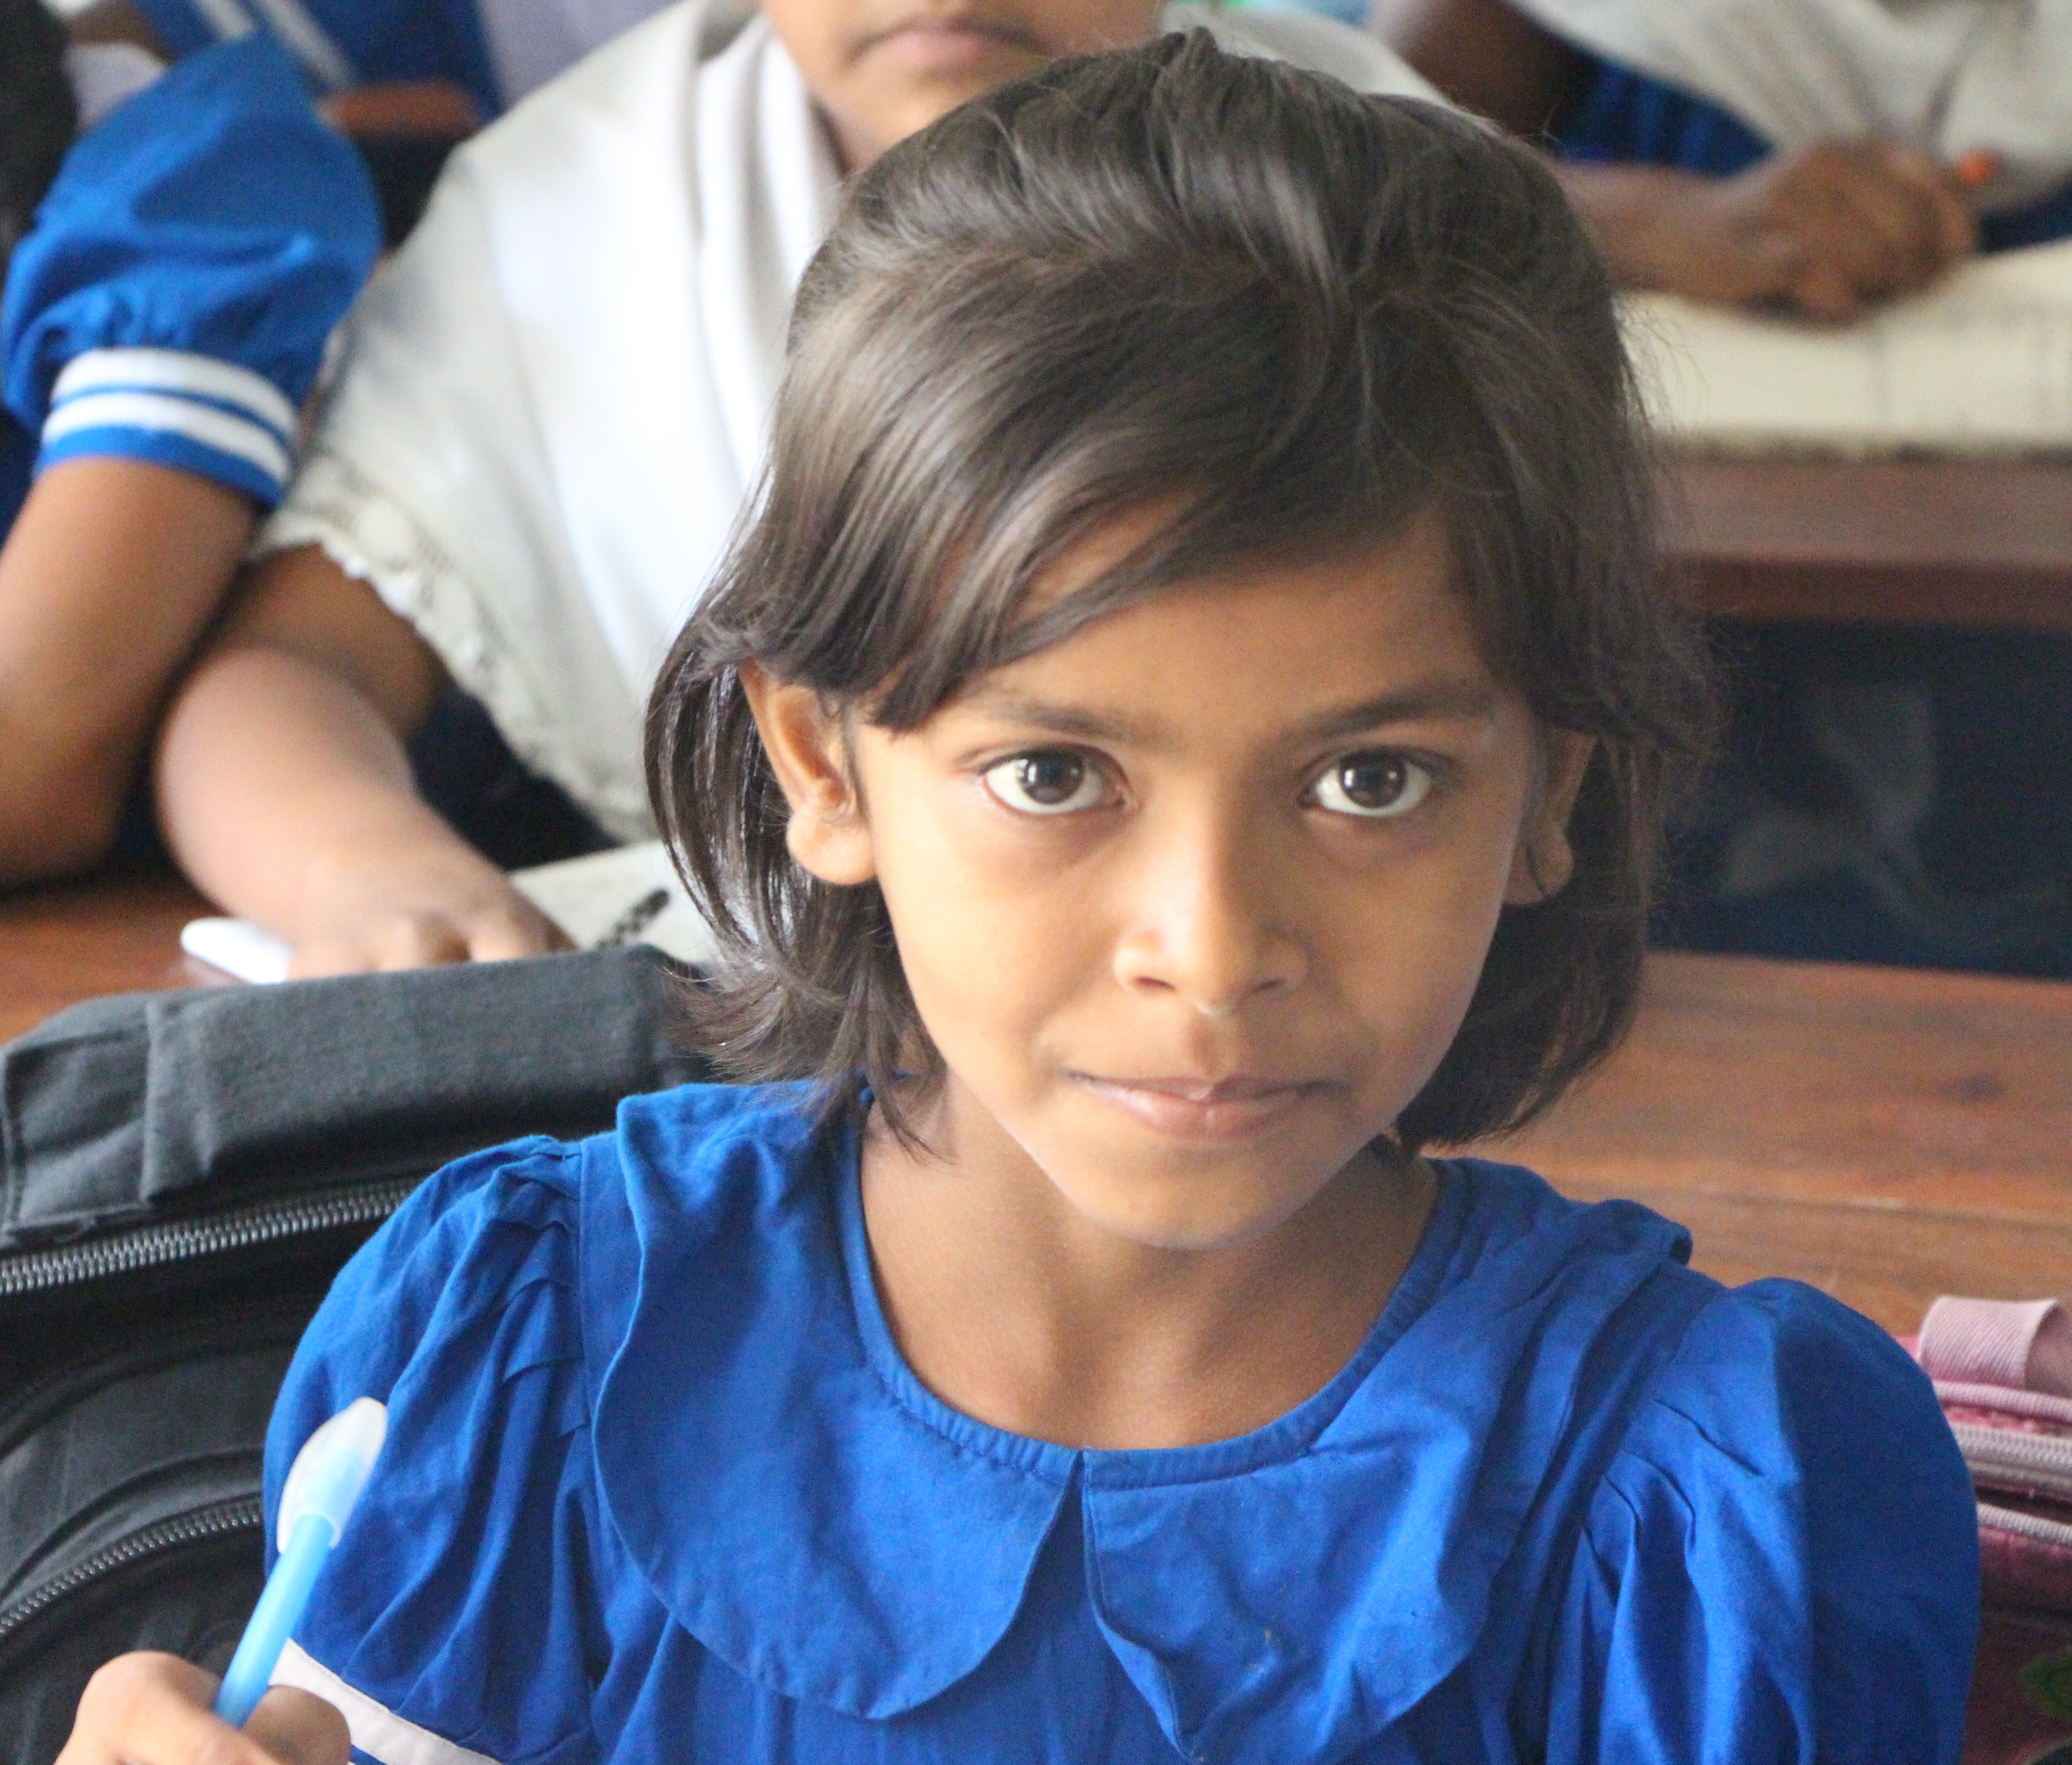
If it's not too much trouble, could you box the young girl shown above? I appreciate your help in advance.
[66,36,1977,1765]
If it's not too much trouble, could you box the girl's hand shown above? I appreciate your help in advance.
[58,1653,348,1765]
[153,545,575,978]
[1562,141,1978,321]
[284,842,574,978]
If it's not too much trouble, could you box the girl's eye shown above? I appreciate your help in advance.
[1311,751,1433,820]
[983,751,1109,816]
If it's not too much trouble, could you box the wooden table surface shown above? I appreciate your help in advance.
[1668,457,2072,631]
[0,865,213,1042]
[1498,955,2072,1333]
[4,869,2067,1334]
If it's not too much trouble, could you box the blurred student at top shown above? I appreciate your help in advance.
[1375,0,2072,320]
[68,0,681,124]
[0,0,377,884]
[148,0,1438,977]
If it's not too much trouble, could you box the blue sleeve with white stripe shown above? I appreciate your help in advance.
[0,34,379,508]
[129,0,498,115]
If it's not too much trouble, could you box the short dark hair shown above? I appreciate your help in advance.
[1,0,75,267]
[647,31,1714,1154]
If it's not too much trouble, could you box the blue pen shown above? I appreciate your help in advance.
[214,1397,388,1728]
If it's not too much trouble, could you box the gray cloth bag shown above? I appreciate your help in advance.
[0,947,707,1765]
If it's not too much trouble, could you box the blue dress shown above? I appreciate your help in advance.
[269,1082,1979,1764]
[0,34,378,537]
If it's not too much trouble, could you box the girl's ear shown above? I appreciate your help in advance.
[739,662,879,886]
[1503,731,1595,906]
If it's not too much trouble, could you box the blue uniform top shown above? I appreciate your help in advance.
[0,34,379,536]
[268,1082,1980,1765]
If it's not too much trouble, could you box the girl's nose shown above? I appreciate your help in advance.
[1110,818,1307,1016]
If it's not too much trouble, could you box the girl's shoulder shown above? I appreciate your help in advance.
[1426,1159,1975,1759]
[292,1080,832,1367]
[1424,1155,1967,1543]
[265,1082,839,1728]
[322,1078,831,1318]
[1434,1154,1948,1438]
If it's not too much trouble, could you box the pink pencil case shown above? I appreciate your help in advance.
[1909,1296,2072,1765]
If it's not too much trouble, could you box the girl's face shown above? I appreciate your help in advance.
[753,514,1590,1253]
[762,0,1165,170]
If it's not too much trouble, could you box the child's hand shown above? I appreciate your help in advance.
[1563,141,1978,321]
[283,840,575,978]
[58,1653,348,1765]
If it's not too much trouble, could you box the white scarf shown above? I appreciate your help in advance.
[1512,0,2072,211]
[263,1,1436,839]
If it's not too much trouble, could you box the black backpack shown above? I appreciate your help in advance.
[0,948,705,1762]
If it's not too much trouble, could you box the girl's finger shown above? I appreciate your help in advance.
[1870,143,1978,268]
[466,901,573,962]
[247,1686,352,1765]
[1814,155,1936,290]
[59,1654,268,1765]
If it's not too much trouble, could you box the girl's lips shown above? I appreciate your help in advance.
[859,17,1042,73]
[1073,1074,1324,1140]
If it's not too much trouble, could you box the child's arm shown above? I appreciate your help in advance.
[154,544,570,976]
[0,459,249,881]
[59,1654,346,1765]
[1372,0,1976,319]
[0,31,379,880]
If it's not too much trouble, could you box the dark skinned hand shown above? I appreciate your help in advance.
[1564,139,1983,322]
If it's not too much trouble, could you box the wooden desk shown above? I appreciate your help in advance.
[0,867,211,1043]
[3,873,2066,1334]
[1500,953,2072,1333]
[1668,457,2072,632]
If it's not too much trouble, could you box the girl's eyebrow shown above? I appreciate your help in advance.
[962,677,1503,749]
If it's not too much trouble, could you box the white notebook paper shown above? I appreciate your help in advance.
[180,842,720,985]
[1621,239,2072,457]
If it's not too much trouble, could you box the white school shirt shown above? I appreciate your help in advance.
[1510,0,2072,212]
[257,1,1440,841]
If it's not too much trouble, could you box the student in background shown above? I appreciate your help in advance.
[0,0,378,884]
[1378,0,2072,981]
[1370,0,2072,319]
[147,0,1437,975]
[65,44,1974,1763]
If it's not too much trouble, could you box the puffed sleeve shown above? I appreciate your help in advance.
[264,1138,603,1765]
[0,35,378,508]
[1547,1281,1980,1765]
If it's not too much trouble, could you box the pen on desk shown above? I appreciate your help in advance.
[213,1398,387,1729]
[594,887,672,950]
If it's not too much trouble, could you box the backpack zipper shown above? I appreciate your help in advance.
[0,1495,263,1653]
[0,1177,420,1302]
